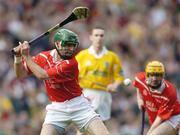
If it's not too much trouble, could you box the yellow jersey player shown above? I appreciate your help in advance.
[76,26,124,123]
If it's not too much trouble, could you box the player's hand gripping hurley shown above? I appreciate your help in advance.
[12,7,89,55]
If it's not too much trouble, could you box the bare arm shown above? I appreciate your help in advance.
[14,57,28,78]
[23,56,49,80]
[107,80,122,92]
[136,88,144,110]
[13,43,28,78]
[147,116,162,135]
[21,41,49,80]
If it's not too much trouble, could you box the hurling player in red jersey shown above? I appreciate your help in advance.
[133,61,180,135]
[13,28,110,135]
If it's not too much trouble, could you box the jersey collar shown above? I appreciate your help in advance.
[88,46,108,58]
[50,49,59,62]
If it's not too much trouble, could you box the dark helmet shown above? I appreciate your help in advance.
[54,29,79,59]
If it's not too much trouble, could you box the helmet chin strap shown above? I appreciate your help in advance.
[54,42,75,60]
[149,82,162,89]
[54,43,62,58]
[146,77,161,89]
[146,78,165,91]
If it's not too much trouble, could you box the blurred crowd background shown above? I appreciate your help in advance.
[0,0,180,135]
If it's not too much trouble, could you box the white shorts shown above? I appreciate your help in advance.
[166,114,180,134]
[43,95,100,132]
[83,89,112,121]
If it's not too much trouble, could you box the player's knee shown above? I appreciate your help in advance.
[41,123,65,135]
[103,130,110,135]
[96,129,110,135]
[87,120,110,135]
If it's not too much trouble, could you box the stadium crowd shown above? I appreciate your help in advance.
[0,0,179,135]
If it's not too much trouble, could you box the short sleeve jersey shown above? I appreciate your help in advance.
[23,49,82,102]
[133,72,180,124]
[76,48,124,91]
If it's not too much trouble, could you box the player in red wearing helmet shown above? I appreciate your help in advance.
[13,28,110,135]
[133,61,180,135]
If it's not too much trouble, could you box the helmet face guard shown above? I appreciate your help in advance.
[145,61,165,89]
[54,29,79,59]
[145,61,165,76]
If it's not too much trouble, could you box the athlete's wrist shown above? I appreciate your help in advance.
[14,56,22,64]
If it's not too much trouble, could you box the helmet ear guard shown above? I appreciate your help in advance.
[145,61,165,77]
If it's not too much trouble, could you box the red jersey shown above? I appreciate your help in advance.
[133,72,180,125]
[23,49,82,102]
